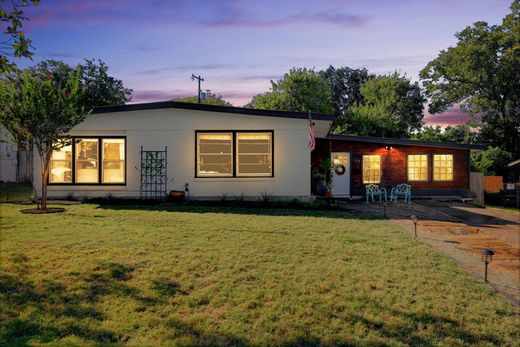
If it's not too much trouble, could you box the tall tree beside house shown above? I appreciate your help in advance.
[0,67,89,210]
[247,68,334,114]
[413,124,479,144]
[442,124,478,144]
[471,146,513,176]
[0,0,40,74]
[175,90,232,106]
[347,72,425,138]
[411,125,444,142]
[420,0,520,157]
[320,65,374,133]
[30,59,133,106]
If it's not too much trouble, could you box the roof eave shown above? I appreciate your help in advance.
[91,101,336,122]
[326,134,484,150]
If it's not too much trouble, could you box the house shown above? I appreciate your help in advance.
[313,135,480,197]
[32,101,480,200]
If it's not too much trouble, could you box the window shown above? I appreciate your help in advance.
[236,133,272,176]
[102,139,125,183]
[49,144,72,183]
[196,131,274,177]
[197,133,233,176]
[49,137,125,185]
[363,155,381,184]
[433,154,453,181]
[76,138,99,183]
[408,154,428,181]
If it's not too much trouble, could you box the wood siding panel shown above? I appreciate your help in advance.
[312,138,470,196]
[484,176,503,193]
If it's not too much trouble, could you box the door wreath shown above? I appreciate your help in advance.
[334,164,346,175]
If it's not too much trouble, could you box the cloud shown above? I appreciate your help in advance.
[202,9,370,29]
[131,90,178,102]
[423,107,477,126]
[23,0,370,30]
[130,88,256,105]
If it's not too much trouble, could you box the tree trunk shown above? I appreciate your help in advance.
[41,163,49,210]
[40,149,52,210]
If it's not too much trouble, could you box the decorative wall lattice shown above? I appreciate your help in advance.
[140,146,167,200]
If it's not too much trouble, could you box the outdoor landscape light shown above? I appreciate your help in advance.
[383,201,387,217]
[481,249,495,283]
[385,145,392,151]
[411,215,418,238]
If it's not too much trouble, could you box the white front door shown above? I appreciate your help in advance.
[331,152,350,197]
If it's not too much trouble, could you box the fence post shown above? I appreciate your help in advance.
[470,172,484,204]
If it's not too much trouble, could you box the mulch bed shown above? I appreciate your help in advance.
[20,208,65,214]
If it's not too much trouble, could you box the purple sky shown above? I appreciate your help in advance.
[16,0,512,126]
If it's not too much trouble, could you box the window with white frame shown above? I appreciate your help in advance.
[362,155,381,184]
[408,154,428,181]
[433,154,453,181]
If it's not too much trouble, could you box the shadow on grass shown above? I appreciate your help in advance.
[0,258,171,345]
[95,203,385,220]
[0,255,507,346]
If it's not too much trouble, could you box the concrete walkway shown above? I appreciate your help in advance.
[338,199,520,306]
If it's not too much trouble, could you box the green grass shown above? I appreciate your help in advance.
[1,203,518,346]
[0,183,32,203]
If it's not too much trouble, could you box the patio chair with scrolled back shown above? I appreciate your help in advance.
[390,183,412,204]
[365,184,387,203]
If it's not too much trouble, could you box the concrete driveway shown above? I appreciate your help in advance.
[340,199,520,306]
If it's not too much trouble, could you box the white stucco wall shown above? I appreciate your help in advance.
[34,108,330,199]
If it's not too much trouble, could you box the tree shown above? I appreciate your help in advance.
[0,67,89,210]
[347,72,425,137]
[175,90,231,106]
[471,146,513,176]
[29,59,132,107]
[320,65,373,132]
[1,0,40,73]
[420,0,520,156]
[79,59,132,106]
[411,125,444,142]
[247,68,334,114]
[442,124,478,144]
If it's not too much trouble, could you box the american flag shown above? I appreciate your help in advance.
[308,113,316,150]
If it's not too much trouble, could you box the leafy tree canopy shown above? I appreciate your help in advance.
[0,64,89,209]
[28,59,132,107]
[320,65,373,127]
[247,68,334,114]
[0,0,39,73]
[412,124,478,144]
[420,0,520,156]
[471,146,513,176]
[345,72,425,138]
[175,90,232,106]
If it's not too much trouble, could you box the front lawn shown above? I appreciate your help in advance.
[0,183,32,203]
[0,203,518,345]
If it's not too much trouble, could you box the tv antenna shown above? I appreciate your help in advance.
[191,74,204,103]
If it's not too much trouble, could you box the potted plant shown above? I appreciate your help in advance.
[312,158,332,196]
[168,179,187,202]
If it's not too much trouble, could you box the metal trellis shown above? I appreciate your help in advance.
[140,146,167,200]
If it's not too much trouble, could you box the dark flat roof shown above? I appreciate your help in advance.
[91,101,336,121]
[327,134,484,150]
